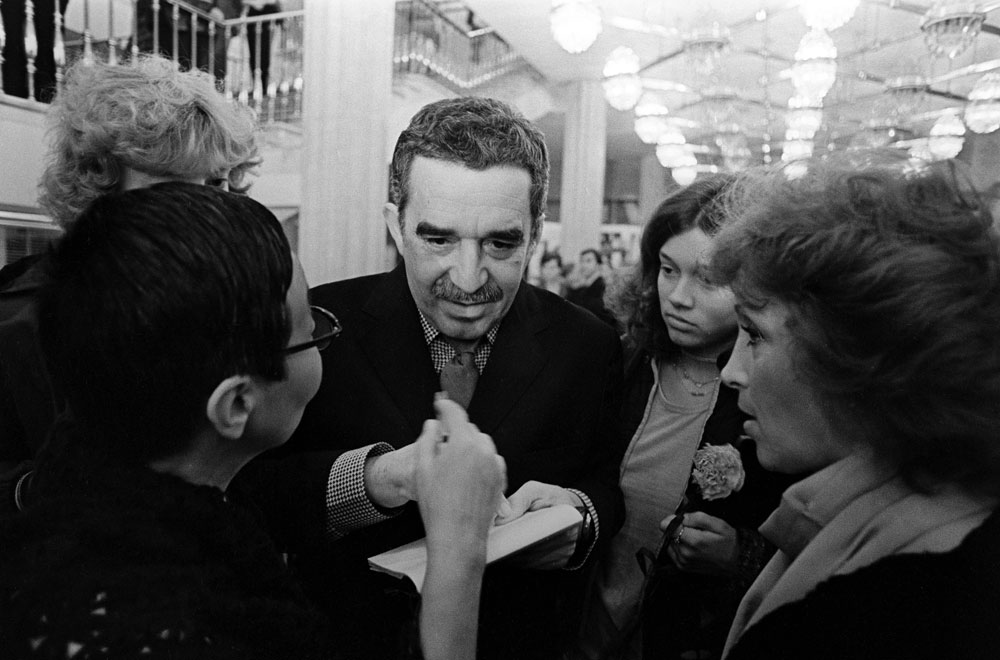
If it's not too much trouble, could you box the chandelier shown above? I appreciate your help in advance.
[672,165,699,186]
[682,24,731,77]
[602,46,643,111]
[782,139,814,162]
[715,127,752,171]
[920,1,984,59]
[885,75,928,118]
[786,96,823,140]
[965,72,1000,134]
[656,132,694,169]
[798,0,859,31]
[700,86,740,126]
[791,29,838,105]
[633,92,671,144]
[928,111,966,160]
[550,0,602,54]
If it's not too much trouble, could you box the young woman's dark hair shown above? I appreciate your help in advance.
[608,174,735,359]
[38,182,293,462]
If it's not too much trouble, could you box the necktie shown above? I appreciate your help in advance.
[440,350,478,409]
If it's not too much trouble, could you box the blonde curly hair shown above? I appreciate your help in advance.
[39,56,261,227]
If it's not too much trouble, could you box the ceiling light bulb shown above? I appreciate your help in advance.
[798,0,859,31]
[634,116,671,144]
[782,139,814,162]
[672,166,698,186]
[928,111,966,160]
[602,46,643,110]
[965,72,1000,134]
[791,29,838,104]
[550,0,602,54]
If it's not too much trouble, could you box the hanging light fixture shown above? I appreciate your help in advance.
[682,23,731,77]
[550,0,602,54]
[782,139,814,162]
[928,111,966,160]
[786,96,824,140]
[602,46,643,111]
[715,128,752,172]
[921,1,984,59]
[633,93,671,144]
[672,165,699,186]
[798,0,859,31]
[965,72,1000,134]
[885,75,928,118]
[791,28,838,105]
[656,128,692,169]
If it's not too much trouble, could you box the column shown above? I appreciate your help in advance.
[558,80,606,265]
[299,0,394,286]
[638,152,669,226]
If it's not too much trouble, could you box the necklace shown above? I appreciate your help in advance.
[671,361,720,397]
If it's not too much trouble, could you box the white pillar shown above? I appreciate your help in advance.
[638,152,669,226]
[558,80,606,265]
[299,0,394,286]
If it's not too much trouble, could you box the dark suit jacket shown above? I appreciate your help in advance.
[241,265,625,660]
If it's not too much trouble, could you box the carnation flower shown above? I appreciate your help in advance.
[690,444,745,501]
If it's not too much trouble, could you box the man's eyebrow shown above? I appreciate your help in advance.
[487,228,525,243]
[415,222,456,237]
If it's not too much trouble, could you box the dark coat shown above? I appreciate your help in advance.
[0,431,333,660]
[726,507,1000,660]
[617,346,793,660]
[239,265,626,660]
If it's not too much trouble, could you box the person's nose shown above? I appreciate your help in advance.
[449,240,488,292]
[667,274,695,309]
[721,330,749,390]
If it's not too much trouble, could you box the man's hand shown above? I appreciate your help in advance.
[660,511,739,575]
[363,441,419,509]
[493,480,584,569]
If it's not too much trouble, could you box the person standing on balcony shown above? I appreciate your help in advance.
[0,55,260,515]
[0,0,71,102]
[233,96,626,660]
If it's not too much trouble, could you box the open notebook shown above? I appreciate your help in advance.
[368,504,583,593]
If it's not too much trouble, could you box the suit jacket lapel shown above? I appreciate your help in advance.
[359,266,439,437]
[468,284,550,433]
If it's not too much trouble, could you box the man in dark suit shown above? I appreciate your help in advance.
[243,97,625,660]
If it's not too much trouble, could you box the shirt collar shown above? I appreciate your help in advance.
[418,311,500,348]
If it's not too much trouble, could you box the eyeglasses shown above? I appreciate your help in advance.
[285,306,342,354]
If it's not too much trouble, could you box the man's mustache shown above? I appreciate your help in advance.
[432,276,504,304]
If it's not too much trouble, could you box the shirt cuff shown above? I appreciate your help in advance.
[564,488,599,570]
[325,443,399,540]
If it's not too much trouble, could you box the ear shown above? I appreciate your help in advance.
[205,375,257,440]
[383,202,404,252]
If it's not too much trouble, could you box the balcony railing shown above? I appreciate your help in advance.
[0,0,305,125]
[1,1,530,112]
[394,0,525,91]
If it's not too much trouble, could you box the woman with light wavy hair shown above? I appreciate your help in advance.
[0,55,261,514]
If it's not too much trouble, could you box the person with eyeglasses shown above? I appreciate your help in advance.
[0,55,261,515]
[0,183,504,660]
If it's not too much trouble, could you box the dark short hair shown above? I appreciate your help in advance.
[712,153,1000,495]
[609,174,736,359]
[540,252,562,268]
[579,248,603,265]
[388,96,549,242]
[38,182,293,462]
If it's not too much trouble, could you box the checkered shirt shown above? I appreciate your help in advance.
[418,311,499,374]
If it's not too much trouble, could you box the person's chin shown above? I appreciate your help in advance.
[666,325,702,346]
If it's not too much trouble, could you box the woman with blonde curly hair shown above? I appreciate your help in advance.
[0,55,261,514]
[39,55,259,227]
